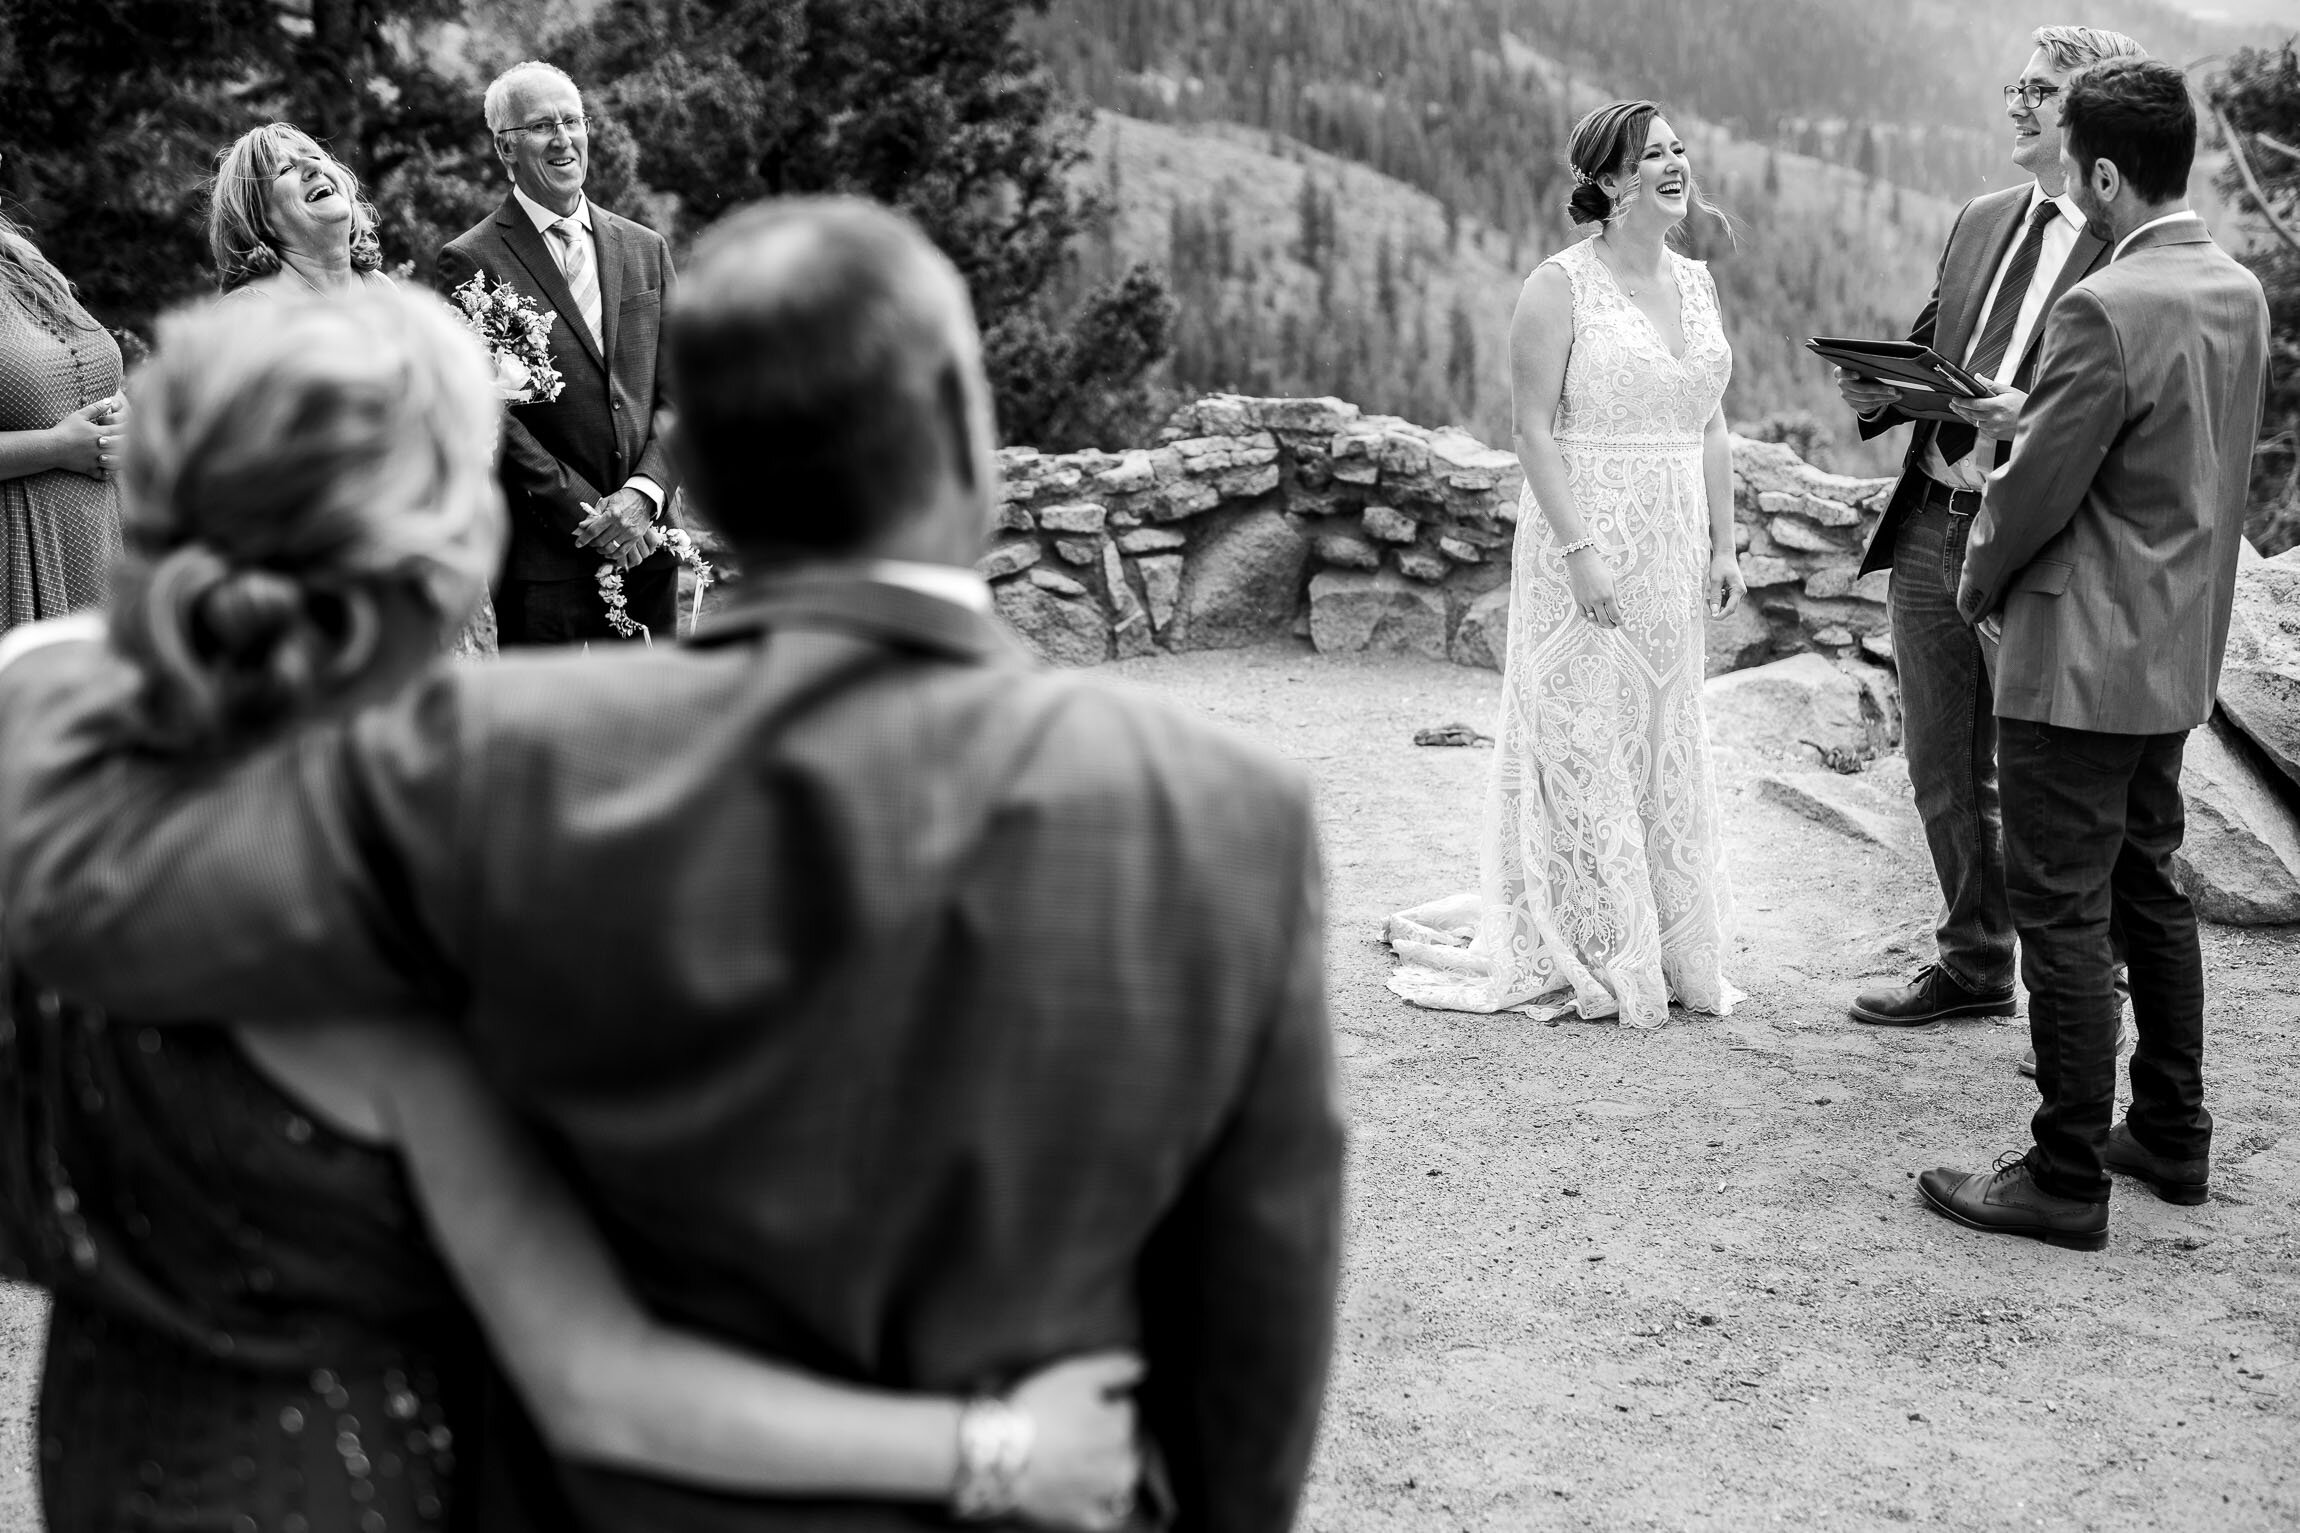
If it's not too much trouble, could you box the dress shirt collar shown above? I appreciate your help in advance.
[861,560,994,614]
[2112,210,2204,262]
[2026,181,2086,236]
[512,184,592,236]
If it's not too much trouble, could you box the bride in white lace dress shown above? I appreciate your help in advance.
[1387,102,1748,1027]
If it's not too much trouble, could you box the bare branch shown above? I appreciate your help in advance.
[2216,105,2300,257]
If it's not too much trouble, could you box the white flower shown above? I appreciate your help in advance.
[491,351,535,403]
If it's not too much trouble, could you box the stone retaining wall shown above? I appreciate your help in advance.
[985,393,1896,674]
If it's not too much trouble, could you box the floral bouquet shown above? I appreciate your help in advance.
[450,271,564,405]
[597,523,714,643]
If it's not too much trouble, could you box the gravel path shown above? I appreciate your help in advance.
[4,642,2295,1530]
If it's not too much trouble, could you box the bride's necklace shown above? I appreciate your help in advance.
[1596,234,1665,298]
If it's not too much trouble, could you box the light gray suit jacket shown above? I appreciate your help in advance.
[1956,219,2270,735]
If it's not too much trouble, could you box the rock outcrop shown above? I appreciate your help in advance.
[984,395,1894,675]
[2173,712,2300,926]
[2219,547,2300,796]
[1702,653,1902,764]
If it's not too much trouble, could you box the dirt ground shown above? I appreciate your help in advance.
[3,641,2295,1531]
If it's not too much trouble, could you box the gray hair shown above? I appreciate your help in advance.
[110,286,506,750]
[483,60,581,133]
[2032,26,2148,73]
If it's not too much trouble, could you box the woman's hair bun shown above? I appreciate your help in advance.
[1567,180,1615,226]
[196,566,306,661]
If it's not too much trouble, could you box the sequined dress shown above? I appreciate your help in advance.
[0,979,545,1533]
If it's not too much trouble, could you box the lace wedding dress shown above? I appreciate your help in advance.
[1387,238,1739,1027]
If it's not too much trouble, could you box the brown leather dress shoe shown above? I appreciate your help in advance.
[1850,964,2016,1026]
[1917,1152,2108,1250]
[2104,1120,2209,1206]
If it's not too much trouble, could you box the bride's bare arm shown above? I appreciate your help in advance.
[236,1022,1140,1525]
[1511,265,1620,627]
[1509,266,1583,544]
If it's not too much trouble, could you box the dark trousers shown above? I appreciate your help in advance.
[497,556,677,648]
[1891,499,2016,991]
[1999,718,2210,1203]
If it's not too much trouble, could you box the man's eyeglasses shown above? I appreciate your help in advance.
[500,114,589,138]
[2001,83,2062,109]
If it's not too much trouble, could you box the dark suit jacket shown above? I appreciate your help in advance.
[439,195,679,584]
[1853,183,2109,577]
[1956,221,2270,735]
[0,575,1344,1533]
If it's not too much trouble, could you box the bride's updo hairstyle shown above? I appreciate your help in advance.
[109,286,505,751]
[1564,100,1730,234]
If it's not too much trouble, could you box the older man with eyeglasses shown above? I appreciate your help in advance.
[1834,25,2144,1054]
[439,60,682,645]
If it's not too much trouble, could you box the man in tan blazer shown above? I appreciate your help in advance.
[1924,59,2270,1249]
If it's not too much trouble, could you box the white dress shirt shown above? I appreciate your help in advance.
[510,184,664,515]
[864,560,994,613]
[1922,183,2090,491]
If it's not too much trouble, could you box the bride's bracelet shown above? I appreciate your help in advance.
[952,1396,1035,1521]
[1557,537,1599,558]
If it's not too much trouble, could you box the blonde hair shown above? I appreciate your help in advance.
[2032,26,2148,73]
[0,209,99,334]
[208,124,384,292]
[109,286,505,751]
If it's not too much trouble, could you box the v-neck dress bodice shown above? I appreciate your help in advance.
[1385,237,1739,1027]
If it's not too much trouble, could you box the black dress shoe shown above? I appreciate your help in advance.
[1850,964,2016,1026]
[2104,1120,2209,1206]
[1917,1152,2108,1250]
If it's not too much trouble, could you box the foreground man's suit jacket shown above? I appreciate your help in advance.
[0,574,1346,1533]
[1958,220,2270,735]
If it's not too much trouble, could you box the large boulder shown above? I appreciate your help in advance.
[1705,599,1775,676]
[994,580,1110,668]
[1164,509,1311,651]
[1449,585,1512,671]
[1703,653,1898,765]
[1754,770,1912,849]
[2218,547,2300,795]
[1308,569,1448,659]
[2172,711,2300,926]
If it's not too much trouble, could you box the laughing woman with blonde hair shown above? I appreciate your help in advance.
[209,122,393,298]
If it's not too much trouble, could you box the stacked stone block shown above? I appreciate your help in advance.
[982,393,1899,676]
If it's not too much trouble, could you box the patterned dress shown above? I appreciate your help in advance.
[1387,239,1739,1027]
[0,281,123,632]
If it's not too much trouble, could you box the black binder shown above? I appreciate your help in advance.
[1807,336,1993,423]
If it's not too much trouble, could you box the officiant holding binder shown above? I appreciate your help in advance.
[1832,25,2144,1035]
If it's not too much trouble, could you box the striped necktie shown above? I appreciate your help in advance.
[1937,200,2059,466]
[547,217,603,352]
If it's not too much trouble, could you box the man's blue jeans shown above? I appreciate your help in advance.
[1889,500,2016,992]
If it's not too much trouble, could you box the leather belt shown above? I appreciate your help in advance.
[1917,476,1984,516]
